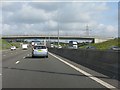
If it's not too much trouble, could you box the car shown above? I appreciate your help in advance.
[110,46,120,51]
[58,45,62,48]
[32,45,48,58]
[85,46,96,50]
[11,46,16,50]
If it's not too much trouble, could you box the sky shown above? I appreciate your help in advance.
[1,0,119,38]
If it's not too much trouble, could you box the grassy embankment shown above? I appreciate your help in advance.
[80,38,120,50]
[0,39,21,50]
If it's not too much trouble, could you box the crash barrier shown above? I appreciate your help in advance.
[49,48,119,81]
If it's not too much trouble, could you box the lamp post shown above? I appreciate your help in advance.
[57,6,60,48]
[58,22,60,48]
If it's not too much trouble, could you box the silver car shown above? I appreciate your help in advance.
[32,45,48,58]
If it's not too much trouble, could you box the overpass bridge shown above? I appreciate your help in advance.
[1,35,114,43]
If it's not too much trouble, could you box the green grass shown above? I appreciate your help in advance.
[80,38,120,50]
[0,39,12,50]
[0,39,21,50]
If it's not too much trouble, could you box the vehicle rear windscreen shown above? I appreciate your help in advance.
[34,46,46,49]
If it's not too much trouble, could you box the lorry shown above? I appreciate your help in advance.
[22,44,28,50]
[31,41,43,46]
[68,41,78,49]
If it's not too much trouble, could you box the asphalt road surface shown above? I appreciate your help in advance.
[1,48,119,89]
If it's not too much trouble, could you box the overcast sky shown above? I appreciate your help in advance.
[1,0,119,37]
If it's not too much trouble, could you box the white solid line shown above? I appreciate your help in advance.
[48,52,116,89]
[15,61,20,64]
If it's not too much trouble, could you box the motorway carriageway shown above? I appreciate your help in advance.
[1,48,119,88]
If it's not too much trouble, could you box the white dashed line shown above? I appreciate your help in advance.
[23,57,26,59]
[0,74,2,75]
[27,54,29,56]
[11,53,13,54]
[49,52,116,89]
[3,55,6,56]
[15,61,20,64]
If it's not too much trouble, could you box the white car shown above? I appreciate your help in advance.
[58,45,62,48]
[32,45,48,58]
[11,46,16,50]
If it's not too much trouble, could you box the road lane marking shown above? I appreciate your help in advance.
[48,52,116,89]
[11,53,13,54]
[23,57,26,59]
[27,54,29,56]
[15,61,20,64]
[0,74,2,76]
[3,55,6,56]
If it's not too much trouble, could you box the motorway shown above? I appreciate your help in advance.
[1,48,119,88]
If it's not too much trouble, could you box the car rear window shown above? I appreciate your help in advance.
[34,46,46,49]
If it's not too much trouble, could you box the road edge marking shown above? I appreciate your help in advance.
[15,61,20,64]
[48,52,116,89]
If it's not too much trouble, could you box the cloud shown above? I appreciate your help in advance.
[2,2,22,12]
[1,2,118,37]
[29,2,60,11]
[6,4,56,24]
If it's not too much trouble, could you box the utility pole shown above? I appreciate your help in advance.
[58,22,60,48]
[86,25,89,37]
[85,25,92,44]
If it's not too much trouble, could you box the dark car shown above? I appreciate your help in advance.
[110,46,120,51]
[85,46,96,50]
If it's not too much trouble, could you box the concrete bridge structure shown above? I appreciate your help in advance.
[1,35,114,43]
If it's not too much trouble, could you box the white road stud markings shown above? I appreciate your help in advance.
[48,52,116,89]
[15,61,20,64]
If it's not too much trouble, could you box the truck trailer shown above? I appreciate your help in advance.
[22,44,28,50]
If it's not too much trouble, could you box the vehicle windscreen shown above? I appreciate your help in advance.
[34,46,46,49]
